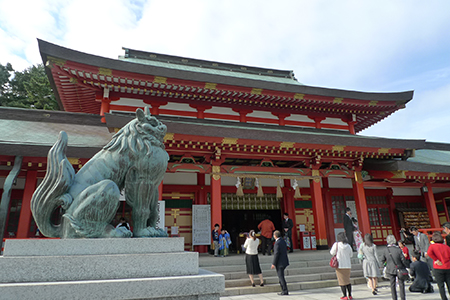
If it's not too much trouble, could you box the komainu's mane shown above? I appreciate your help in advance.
[103,119,165,156]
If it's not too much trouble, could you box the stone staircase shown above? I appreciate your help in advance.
[199,250,366,297]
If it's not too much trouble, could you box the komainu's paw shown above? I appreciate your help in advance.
[135,227,168,237]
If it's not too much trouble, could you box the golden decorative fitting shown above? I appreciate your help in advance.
[98,67,112,76]
[69,77,78,84]
[312,170,320,177]
[212,166,221,174]
[427,172,437,178]
[390,170,406,179]
[153,76,167,84]
[212,174,221,181]
[164,133,175,142]
[28,162,32,167]
[333,97,343,104]
[222,137,238,145]
[369,101,378,106]
[67,157,81,165]
[251,88,263,95]
[205,83,217,90]
[378,148,390,154]
[332,145,345,152]
[294,93,304,100]
[354,171,363,184]
[47,56,66,67]
[280,142,295,149]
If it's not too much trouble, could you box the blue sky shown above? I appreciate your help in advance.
[1,0,450,143]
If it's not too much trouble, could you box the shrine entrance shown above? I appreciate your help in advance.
[219,193,282,252]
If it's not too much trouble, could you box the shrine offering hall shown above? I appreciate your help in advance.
[2,39,450,252]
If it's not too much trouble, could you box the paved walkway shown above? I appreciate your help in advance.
[220,281,441,299]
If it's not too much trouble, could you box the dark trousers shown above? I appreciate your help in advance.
[276,266,288,294]
[260,235,272,255]
[345,231,355,250]
[388,273,405,300]
[434,268,450,300]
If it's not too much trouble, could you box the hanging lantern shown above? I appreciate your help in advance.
[236,177,244,197]
[256,178,264,197]
[276,177,283,198]
[293,179,301,199]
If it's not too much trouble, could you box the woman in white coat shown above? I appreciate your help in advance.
[331,231,354,300]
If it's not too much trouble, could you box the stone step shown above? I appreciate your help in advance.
[198,250,367,297]
[221,277,368,297]
[225,269,364,287]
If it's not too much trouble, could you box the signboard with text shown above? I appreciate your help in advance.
[192,205,211,245]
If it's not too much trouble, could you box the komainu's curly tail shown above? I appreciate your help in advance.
[31,131,75,237]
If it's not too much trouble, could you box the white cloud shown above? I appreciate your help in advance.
[1,0,450,142]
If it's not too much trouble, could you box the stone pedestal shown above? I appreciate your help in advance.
[0,238,224,300]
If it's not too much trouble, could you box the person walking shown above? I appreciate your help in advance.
[258,216,275,255]
[271,230,289,295]
[330,232,354,300]
[359,233,381,295]
[381,234,407,300]
[243,230,264,287]
[282,213,293,252]
[343,208,356,251]
[427,231,450,300]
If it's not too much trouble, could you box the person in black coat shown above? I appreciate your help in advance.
[343,207,356,251]
[271,230,290,295]
[409,251,433,293]
[381,235,408,300]
[282,212,294,252]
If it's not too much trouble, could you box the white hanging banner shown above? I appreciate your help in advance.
[192,205,211,245]
[156,201,165,229]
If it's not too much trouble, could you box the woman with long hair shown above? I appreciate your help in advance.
[330,231,354,300]
[427,231,450,300]
[381,234,407,300]
[359,233,381,295]
[243,230,264,287]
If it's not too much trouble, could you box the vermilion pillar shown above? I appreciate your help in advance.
[424,183,440,228]
[158,181,163,201]
[283,179,298,249]
[310,177,328,250]
[100,99,110,123]
[352,171,371,235]
[210,173,222,229]
[16,170,37,238]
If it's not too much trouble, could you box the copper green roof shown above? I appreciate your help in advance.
[119,48,303,86]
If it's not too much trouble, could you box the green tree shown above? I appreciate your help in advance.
[0,63,59,110]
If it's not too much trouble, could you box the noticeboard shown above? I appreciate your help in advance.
[192,205,211,245]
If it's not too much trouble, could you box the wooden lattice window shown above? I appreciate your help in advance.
[332,196,346,224]
[379,208,391,226]
[368,208,380,226]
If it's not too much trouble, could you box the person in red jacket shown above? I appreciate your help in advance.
[258,216,275,255]
[427,231,450,300]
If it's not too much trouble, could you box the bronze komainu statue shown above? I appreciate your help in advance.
[31,107,169,238]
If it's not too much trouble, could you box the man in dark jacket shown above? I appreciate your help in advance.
[271,230,290,295]
[409,251,434,293]
[343,207,356,251]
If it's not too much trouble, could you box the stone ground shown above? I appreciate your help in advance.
[220,281,443,299]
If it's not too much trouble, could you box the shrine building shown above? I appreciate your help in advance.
[2,39,450,252]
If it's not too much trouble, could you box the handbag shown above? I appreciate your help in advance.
[387,247,409,281]
[330,243,339,268]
